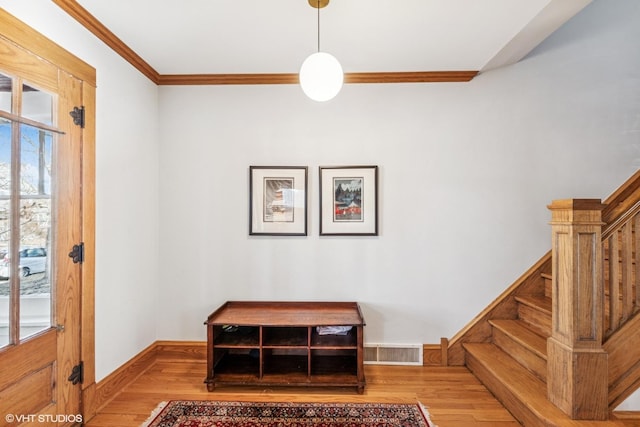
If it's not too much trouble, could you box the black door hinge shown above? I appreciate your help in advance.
[68,242,84,264]
[68,361,84,385]
[69,106,85,128]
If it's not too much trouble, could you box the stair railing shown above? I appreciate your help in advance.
[546,170,640,418]
[602,200,640,338]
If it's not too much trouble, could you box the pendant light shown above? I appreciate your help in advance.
[299,0,343,102]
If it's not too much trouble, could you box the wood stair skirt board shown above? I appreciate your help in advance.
[364,344,423,366]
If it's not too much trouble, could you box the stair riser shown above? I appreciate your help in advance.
[518,304,551,337]
[465,351,548,427]
[493,328,547,382]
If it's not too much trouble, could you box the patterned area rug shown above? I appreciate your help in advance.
[141,400,435,427]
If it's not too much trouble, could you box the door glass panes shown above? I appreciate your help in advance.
[0,73,10,113]
[0,118,10,347]
[19,124,52,339]
[0,74,57,347]
[22,83,53,126]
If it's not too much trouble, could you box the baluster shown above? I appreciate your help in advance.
[603,238,610,335]
[622,222,634,321]
[609,232,620,331]
[634,213,640,311]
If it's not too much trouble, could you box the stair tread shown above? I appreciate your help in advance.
[515,294,552,314]
[489,319,548,359]
[464,343,624,427]
[465,342,546,395]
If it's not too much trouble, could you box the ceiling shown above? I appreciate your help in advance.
[66,0,592,81]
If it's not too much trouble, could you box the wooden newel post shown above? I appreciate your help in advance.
[547,199,608,420]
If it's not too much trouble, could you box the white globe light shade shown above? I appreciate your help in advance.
[299,52,344,102]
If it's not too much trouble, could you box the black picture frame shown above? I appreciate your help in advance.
[319,165,378,236]
[249,166,308,236]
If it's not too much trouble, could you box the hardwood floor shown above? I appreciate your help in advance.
[87,359,522,426]
[85,356,640,427]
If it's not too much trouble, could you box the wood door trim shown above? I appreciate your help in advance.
[0,7,95,86]
[81,84,97,388]
[55,68,85,420]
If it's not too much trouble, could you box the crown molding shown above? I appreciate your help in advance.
[158,73,299,86]
[52,1,478,86]
[345,71,478,84]
[158,71,478,86]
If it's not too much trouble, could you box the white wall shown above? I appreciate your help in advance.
[2,0,640,409]
[0,1,161,381]
[157,0,639,347]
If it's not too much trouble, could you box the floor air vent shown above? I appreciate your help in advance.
[364,343,423,366]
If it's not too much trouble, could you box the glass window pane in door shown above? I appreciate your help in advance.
[0,73,11,113]
[19,124,52,340]
[22,83,53,126]
[0,118,11,348]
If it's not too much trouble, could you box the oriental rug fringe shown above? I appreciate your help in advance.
[141,400,435,427]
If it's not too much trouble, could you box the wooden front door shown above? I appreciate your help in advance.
[0,33,85,426]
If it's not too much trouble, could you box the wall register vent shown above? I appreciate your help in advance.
[364,343,423,366]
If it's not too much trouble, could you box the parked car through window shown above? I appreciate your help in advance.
[0,247,47,278]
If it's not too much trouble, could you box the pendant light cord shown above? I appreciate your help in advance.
[317,0,321,52]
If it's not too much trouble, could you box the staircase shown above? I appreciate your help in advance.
[464,272,605,426]
[448,171,640,427]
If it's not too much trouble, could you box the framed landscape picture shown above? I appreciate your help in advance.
[319,165,378,236]
[249,166,308,236]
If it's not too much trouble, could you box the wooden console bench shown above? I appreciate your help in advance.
[204,301,366,393]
